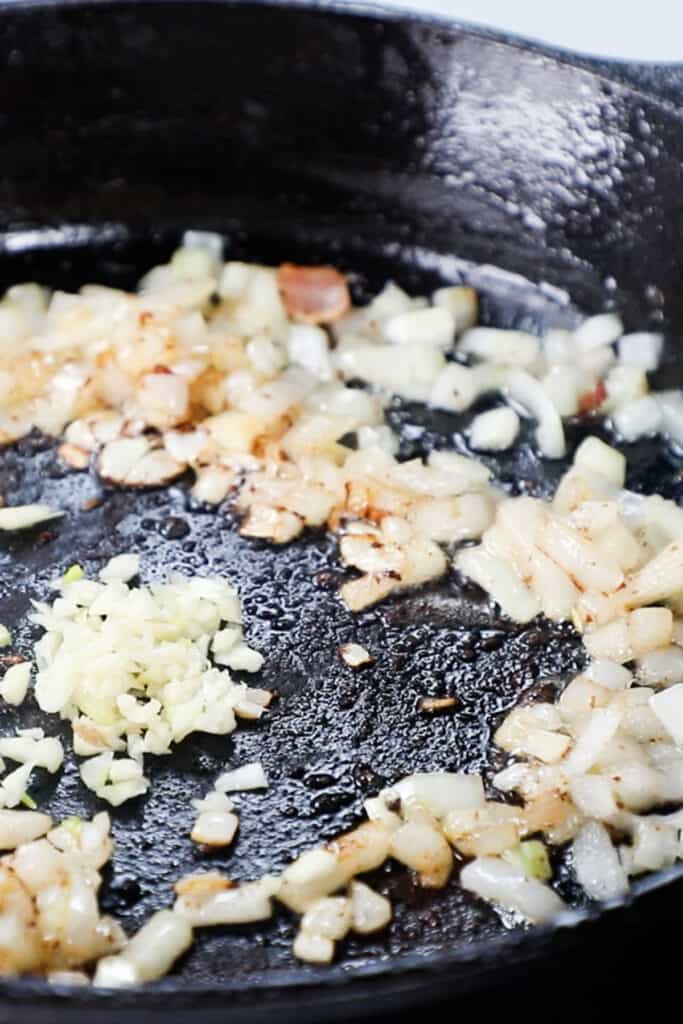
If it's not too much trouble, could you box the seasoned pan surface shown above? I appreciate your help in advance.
[1,0,683,1017]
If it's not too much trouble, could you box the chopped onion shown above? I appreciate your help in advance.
[215,762,269,792]
[432,285,478,332]
[571,822,628,901]
[460,857,565,922]
[392,772,485,819]
[455,546,540,623]
[389,820,453,888]
[0,505,63,531]
[618,332,663,371]
[573,436,626,488]
[174,877,277,926]
[505,370,565,458]
[301,896,352,941]
[292,929,335,964]
[573,313,623,352]
[383,307,455,349]
[191,810,238,847]
[612,395,663,442]
[651,685,683,745]
[459,327,540,367]
[350,880,392,934]
[94,910,193,987]
[469,407,520,452]
[430,362,495,413]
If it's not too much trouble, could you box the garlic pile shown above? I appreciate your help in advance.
[30,555,269,805]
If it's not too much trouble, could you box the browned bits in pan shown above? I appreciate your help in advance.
[418,696,458,715]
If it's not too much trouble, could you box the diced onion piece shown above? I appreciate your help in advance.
[571,822,628,901]
[469,407,520,452]
[192,791,234,815]
[443,803,520,857]
[612,396,663,442]
[301,896,352,941]
[568,775,618,820]
[563,708,622,775]
[94,910,192,987]
[584,609,673,664]
[287,324,333,380]
[627,540,683,607]
[92,957,138,988]
[432,286,478,333]
[574,313,623,352]
[338,342,445,402]
[573,436,626,488]
[583,660,632,690]
[174,878,276,926]
[529,548,579,622]
[181,229,223,260]
[191,811,238,847]
[637,646,683,687]
[383,307,455,350]
[651,684,683,744]
[459,327,540,367]
[350,880,392,934]
[292,929,335,964]
[389,820,453,887]
[631,818,678,872]
[192,466,234,505]
[618,333,663,371]
[393,772,485,819]
[505,370,566,458]
[429,362,495,413]
[219,644,264,672]
[455,546,540,623]
[48,971,90,987]
[460,857,565,923]
[0,809,52,849]
[215,763,269,792]
[539,517,623,594]
[0,505,63,531]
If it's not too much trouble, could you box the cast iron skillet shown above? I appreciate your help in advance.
[1,1,683,1020]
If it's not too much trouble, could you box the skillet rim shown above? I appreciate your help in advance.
[0,0,682,1012]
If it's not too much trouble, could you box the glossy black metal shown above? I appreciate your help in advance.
[0,1,683,1020]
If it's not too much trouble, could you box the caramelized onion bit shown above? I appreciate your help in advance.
[277,263,350,324]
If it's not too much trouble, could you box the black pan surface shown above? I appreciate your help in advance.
[1,1,683,1020]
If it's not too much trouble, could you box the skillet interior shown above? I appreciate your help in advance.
[1,0,683,1018]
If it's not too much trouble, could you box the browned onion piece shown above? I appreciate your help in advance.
[277,263,350,325]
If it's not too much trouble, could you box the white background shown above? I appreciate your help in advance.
[345,0,683,62]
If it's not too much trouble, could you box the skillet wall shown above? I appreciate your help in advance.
[0,0,683,336]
